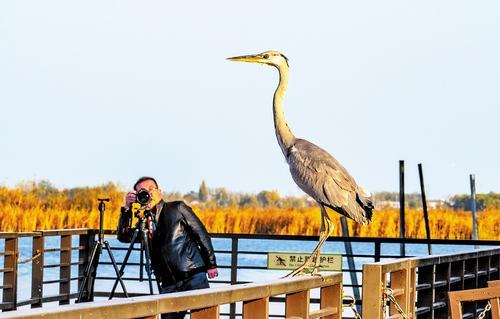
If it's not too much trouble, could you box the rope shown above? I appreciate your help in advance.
[18,250,41,264]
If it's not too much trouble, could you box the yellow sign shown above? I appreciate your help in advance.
[267,253,342,271]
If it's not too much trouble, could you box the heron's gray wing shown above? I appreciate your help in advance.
[287,139,366,221]
[289,139,358,191]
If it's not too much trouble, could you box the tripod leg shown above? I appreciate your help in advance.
[140,236,144,281]
[109,229,140,299]
[140,231,155,295]
[76,241,100,303]
[104,241,128,298]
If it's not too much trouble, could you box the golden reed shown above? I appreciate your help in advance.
[0,185,498,239]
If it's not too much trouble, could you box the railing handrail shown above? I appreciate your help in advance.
[0,273,343,319]
[362,246,500,272]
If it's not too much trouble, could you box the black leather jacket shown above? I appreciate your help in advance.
[117,200,217,285]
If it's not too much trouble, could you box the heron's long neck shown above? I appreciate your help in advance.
[273,65,295,156]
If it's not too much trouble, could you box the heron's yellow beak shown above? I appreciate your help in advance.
[227,54,265,64]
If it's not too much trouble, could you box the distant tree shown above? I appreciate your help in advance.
[448,192,500,211]
[239,194,259,207]
[198,180,208,202]
[257,190,281,207]
[282,196,306,208]
[183,191,198,203]
[214,188,230,206]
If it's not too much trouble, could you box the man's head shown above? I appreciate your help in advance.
[133,176,163,208]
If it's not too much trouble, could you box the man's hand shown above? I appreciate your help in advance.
[207,268,218,279]
[124,191,137,209]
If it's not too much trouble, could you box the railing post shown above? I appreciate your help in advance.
[389,260,411,316]
[229,237,238,319]
[286,289,310,318]
[2,235,18,311]
[31,233,44,308]
[320,282,342,319]
[409,266,416,318]
[191,306,220,319]
[243,297,269,319]
[362,264,385,319]
[59,234,72,305]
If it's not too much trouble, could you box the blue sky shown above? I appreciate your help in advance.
[1,1,498,199]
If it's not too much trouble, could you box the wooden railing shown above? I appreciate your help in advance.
[449,280,500,319]
[0,273,343,319]
[362,247,500,319]
[2,229,500,318]
[0,229,93,310]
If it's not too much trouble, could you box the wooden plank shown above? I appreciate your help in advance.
[243,297,269,319]
[489,280,500,319]
[191,306,219,319]
[320,283,342,319]
[362,264,385,319]
[389,263,410,317]
[409,266,416,319]
[309,307,338,319]
[285,290,309,319]
[2,237,18,311]
[40,229,90,236]
[270,273,342,296]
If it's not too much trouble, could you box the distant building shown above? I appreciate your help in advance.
[375,201,400,210]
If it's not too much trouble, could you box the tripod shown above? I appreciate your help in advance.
[76,198,128,303]
[109,209,156,299]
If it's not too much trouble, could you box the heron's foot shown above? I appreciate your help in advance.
[283,262,322,278]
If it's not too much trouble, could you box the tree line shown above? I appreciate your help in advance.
[2,180,498,211]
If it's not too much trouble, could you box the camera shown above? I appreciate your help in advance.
[136,188,151,205]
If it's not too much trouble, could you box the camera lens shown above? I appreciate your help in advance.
[136,188,151,205]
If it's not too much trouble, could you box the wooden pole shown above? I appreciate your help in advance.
[469,174,478,241]
[418,163,432,255]
[399,160,405,257]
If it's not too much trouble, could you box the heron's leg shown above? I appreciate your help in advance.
[285,205,333,277]
[311,207,333,275]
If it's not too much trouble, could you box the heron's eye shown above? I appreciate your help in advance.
[263,54,269,59]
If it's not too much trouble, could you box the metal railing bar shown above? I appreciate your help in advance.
[42,277,71,285]
[108,247,142,251]
[43,246,85,253]
[16,299,39,307]
[0,268,14,273]
[41,293,79,303]
[0,302,15,310]
[43,261,81,268]
[0,251,15,256]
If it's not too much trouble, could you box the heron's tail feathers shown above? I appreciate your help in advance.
[356,192,374,225]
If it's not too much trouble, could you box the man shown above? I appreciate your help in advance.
[117,176,218,319]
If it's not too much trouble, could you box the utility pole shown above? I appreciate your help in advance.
[418,164,432,255]
[469,174,478,241]
[399,160,405,257]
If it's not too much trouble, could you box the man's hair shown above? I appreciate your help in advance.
[133,176,159,191]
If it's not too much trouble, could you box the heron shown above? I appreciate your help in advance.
[228,50,374,276]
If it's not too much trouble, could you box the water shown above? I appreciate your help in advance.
[0,236,491,317]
